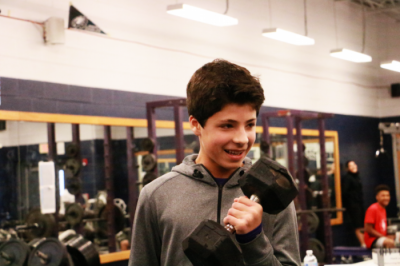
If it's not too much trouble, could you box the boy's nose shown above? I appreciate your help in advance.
[233,128,248,144]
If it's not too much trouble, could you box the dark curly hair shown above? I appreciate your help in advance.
[375,184,390,196]
[186,59,265,127]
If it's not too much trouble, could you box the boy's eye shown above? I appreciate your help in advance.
[247,123,255,128]
[221,124,233,129]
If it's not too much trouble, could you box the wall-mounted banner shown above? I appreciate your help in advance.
[68,5,106,34]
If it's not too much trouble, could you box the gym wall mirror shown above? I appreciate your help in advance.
[0,110,342,261]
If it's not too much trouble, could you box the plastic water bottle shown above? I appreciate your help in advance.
[304,250,318,266]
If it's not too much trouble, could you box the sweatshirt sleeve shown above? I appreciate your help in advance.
[128,187,161,266]
[239,202,301,266]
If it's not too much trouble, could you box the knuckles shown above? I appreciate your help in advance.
[232,202,241,209]
[225,197,263,233]
[237,196,248,203]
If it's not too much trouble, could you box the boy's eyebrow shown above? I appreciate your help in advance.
[220,118,256,123]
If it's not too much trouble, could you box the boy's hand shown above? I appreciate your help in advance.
[223,196,263,235]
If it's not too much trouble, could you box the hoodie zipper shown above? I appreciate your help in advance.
[195,165,242,224]
[215,168,241,224]
[217,185,223,223]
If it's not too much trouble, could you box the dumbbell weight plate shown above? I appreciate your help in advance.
[65,159,81,176]
[66,144,80,158]
[238,157,298,214]
[141,154,157,172]
[142,172,158,187]
[297,212,319,234]
[307,212,319,234]
[64,169,74,180]
[28,237,74,265]
[25,209,56,240]
[183,157,299,265]
[140,138,155,152]
[183,220,244,266]
[64,235,100,266]
[28,238,46,249]
[308,238,325,262]
[65,203,84,227]
[0,239,30,266]
[28,238,71,266]
[94,191,107,210]
[113,199,127,215]
[59,230,78,245]
[65,178,81,196]
[95,205,125,239]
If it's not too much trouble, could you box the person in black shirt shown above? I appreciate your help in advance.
[341,160,365,247]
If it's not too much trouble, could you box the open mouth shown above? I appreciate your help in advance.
[225,150,244,156]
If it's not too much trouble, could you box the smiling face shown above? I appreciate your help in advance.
[190,103,257,178]
[347,161,358,174]
[376,190,390,208]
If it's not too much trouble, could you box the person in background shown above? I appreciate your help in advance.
[364,185,396,248]
[341,160,365,247]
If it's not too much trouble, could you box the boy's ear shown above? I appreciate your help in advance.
[189,116,202,136]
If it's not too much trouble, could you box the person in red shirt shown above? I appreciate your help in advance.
[364,184,395,248]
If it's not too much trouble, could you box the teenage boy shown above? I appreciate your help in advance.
[129,59,301,266]
[364,185,395,248]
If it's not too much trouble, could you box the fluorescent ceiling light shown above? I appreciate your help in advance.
[380,60,400,73]
[167,4,238,27]
[330,49,372,63]
[261,28,315,45]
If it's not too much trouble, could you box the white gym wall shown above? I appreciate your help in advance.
[0,0,399,117]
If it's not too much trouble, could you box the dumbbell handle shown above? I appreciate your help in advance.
[224,194,261,234]
[15,223,39,231]
[36,250,50,264]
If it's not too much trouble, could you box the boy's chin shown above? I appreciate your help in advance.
[220,160,244,170]
[379,202,389,207]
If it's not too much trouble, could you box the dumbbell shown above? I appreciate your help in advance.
[17,209,57,241]
[0,239,30,266]
[64,203,96,227]
[62,200,126,239]
[28,237,74,266]
[182,157,298,266]
[63,234,100,266]
[0,237,72,266]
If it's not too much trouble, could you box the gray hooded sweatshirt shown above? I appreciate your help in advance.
[129,155,301,266]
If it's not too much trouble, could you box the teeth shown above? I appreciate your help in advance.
[227,150,242,155]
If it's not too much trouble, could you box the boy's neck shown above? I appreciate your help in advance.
[377,202,386,209]
[195,156,241,179]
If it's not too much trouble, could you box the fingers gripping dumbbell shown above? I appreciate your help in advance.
[182,157,298,266]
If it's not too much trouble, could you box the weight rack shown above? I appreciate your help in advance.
[146,98,187,171]
[261,110,334,264]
